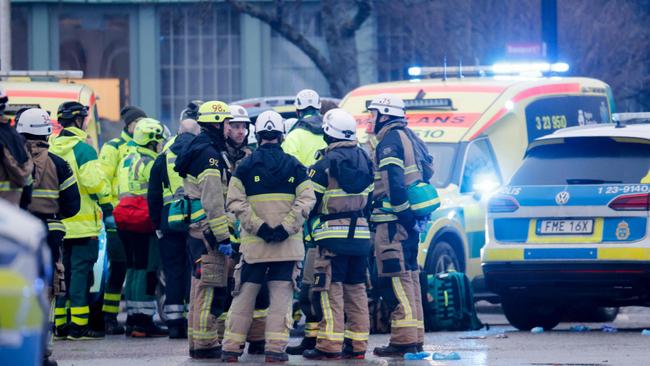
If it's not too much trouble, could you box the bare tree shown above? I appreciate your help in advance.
[225,0,372,97]
[558,0,650,111]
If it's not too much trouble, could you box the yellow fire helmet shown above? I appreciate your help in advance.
[197,100,233,123]
[133,118,164,146]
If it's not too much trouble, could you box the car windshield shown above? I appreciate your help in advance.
[510,137,650,185]
[427,143,458,188]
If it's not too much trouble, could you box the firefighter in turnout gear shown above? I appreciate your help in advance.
[216,104,268,355]
[174,100,233,360]
[284,89,327,356]
[222,110,316,363]
[300,109,374,360]
[17,108,81,366]
[113,118,167,338]
[50,101,112,340]
[0,88,34,207]
[147,118,200,338]
[367,94,427,356]
[99,105,147,335]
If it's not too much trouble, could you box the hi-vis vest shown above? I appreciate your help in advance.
[371,123,422,223]
[162,137,184,205]
[117,143,157,199]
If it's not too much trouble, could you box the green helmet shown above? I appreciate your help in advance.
[133,118,164,146]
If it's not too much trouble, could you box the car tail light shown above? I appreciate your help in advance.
[488,195,520,213]
[608,193,650,211]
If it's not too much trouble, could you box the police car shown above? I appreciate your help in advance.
[483,123,650,330]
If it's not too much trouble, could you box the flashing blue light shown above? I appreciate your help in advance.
[551,62,570,72]
[408,66,422,77]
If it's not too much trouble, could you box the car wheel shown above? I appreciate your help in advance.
[502,297,563,331]
[564,306,619,323]
[426,241,461,274]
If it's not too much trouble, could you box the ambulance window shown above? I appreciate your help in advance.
[460,139,501,193]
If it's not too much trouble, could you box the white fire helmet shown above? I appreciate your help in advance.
[16,108,53,136]
[255,110,284,135]
[294,89,321,111]
[323,108,357,141]
[228,104,252,123]
[367,93,405,118]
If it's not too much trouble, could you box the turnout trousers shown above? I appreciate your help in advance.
[102,228,127,319]
[216,256,268,344]
[223,261,296,354]
[313,250,370,354]
[54,238,99,329]
[119,230,160,324]
[374,222,424,347]
[187,235,228,353]
[158,231,191,327]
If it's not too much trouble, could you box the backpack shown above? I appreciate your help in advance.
[330,148,373,194]
[423,271,483,331]
[113,196,155,233]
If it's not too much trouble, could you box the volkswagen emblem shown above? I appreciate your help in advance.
[555,191,570,205]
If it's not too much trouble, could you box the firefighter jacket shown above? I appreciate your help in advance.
[370,120,420,225]
[308,141,374,256]
[0,123,33,206]
[226,143,316,264]
[49,127,112,239]
[116,142,157,199]
[99,130,133,206]
[223,141,253,247]
[282,114,327,167]
[148,134,193,231]
[174,132,230,243]
[25,140,80,224]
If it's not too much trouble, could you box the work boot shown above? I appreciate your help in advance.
[189,349,195,358]
[302,348,342,360]
[417,343,424,352]
[168,322,187,339]
[192,347,221,359]
[53,325,69,341]
[124,315,134,337]
[221,351,240,363]
[247,340,265,355]
[265,351,289,363]
[131,315,168,338]
[104,315,125,335]
[42,356,58,366]
[373,344,417,357]
[342,339,365,360]
[285,337,315,355]
[67,324,105,340]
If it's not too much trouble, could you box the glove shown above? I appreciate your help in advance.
[218,243,233,256]
[257,223,276,243]
[272,225,290,242]
[396,209,416,231]
[100,203,113,219]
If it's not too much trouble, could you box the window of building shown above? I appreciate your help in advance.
[10,7,29,69]
[269,6,329,96]
[159,4,241,125]
[59,11,130,122]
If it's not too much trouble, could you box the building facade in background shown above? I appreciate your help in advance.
[10,0,376,131]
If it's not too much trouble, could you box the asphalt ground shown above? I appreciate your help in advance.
[53,305,650,366]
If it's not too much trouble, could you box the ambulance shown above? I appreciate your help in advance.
[0,71,101,149]
[339,67,614,298]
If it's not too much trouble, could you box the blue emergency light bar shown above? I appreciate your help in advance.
[364,98,454,111]
[408,62,570,78]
